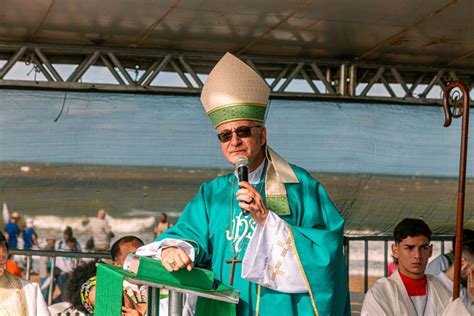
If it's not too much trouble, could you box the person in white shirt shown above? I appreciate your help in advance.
[362,218,469,315]
[0,232,50,315]
[90,209,114,251]
[56,237,80,302]
[436,241,474,313]
[426,229,474,276]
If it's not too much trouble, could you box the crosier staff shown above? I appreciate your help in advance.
[442,81,470,299]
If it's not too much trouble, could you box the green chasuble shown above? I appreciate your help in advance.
[157,163,350,316]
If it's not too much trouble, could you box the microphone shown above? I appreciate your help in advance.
[235,156,249,215]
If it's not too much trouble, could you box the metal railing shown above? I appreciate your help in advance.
[8,235,455,314]
[9,248,111,306]
[8,248,239,316]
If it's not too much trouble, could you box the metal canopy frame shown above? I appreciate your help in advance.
[0,41,472,105]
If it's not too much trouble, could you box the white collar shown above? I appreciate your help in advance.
[234,160,265,184]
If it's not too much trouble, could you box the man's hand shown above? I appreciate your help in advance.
[122,293,146,316]
[237,181,269,225]
[121,306,142,316]
[161,247,193,272]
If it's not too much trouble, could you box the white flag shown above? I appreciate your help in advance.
[3,202,10,223]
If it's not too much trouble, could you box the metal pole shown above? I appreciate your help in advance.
[343,237,350,281]
[0,46,27,79]
[169,291,183,316]
[142,55,173,86]
[364,240,369,293]
[339,63,348,96]
[147,287,160,316]
[348,64,356,96]
[441,240,445,255]
[25,255,31,280]
[384,240,388,277]
[48,256,56,305]
[442,81,470,300]
[34,47,63,81]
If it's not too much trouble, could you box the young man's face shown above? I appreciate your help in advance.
[114,240,144,266]
[392,235,432,279]
[46,239,55,248]
[459,255,474,285]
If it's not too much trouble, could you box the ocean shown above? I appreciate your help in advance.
[0,89,470,275]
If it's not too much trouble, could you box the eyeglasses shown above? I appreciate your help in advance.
[217,126,262,143]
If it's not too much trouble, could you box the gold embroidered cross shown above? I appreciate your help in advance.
[268,261,286,282]
[277,237,293,257]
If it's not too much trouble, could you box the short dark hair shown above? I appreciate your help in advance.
[67,237,77,245]
[64,226,73,238]
[394,218,432,243]
[110,236,144,262]
[0,232,8,252]
[462,239,474,256]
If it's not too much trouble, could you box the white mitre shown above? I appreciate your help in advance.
[200,53,270,128]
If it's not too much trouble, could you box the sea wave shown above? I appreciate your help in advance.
[126,209,182,219]
[32,215,155,233]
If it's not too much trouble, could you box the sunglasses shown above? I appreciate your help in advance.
[217,126,262,143]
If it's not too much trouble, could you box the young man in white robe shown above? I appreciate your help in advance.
[0,232,50,316]
[436,241,474,313]
[362,218,469,316]
[426,229,474,276]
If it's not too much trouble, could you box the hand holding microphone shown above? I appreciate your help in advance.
[235,156,249,215]
[235,157,269,224]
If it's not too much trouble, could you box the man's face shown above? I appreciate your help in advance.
[217,120,266,171]
[0,246,7,275]
[392,235,432,279]
[460,255,474,285]
[46,239,55,248]
[114,240,143,266]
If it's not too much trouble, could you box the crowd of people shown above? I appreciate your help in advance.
[0,231,153,315]
[0,207,173,302]
[0,53,473,315]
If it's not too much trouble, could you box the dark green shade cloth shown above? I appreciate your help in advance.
[95,264,124,316]
[196,297,237,316]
